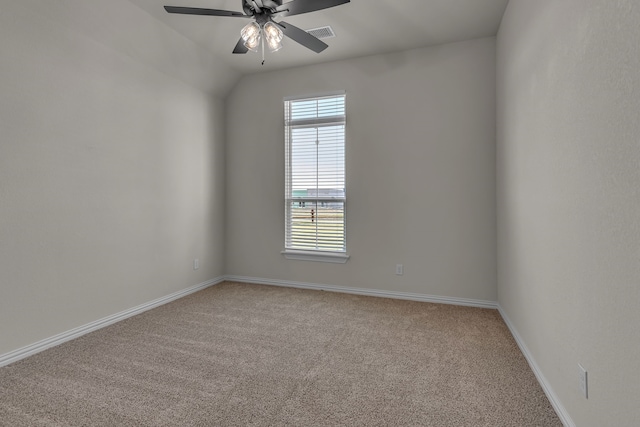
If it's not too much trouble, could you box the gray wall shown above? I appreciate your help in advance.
[225,37,497,302]
[0,0,226,355]
[497,1,640,425]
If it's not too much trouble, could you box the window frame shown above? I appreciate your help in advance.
[282,91,349,264]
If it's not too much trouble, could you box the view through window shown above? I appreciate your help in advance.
[284,93,346,253]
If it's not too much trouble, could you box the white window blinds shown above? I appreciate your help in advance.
[285,93,346,253]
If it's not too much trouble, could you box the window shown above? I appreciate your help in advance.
[283,92,348,263]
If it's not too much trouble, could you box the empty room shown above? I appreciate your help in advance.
[1,0,638,426]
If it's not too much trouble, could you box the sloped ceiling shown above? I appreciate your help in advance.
[128,0,509,76]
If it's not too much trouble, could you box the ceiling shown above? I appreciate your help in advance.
[128,0,509,75]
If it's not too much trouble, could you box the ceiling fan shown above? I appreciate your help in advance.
[164,0,350,62]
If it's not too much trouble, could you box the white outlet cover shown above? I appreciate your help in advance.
[578,364,588,399]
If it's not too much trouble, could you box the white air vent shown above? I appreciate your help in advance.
[306,26,336,39]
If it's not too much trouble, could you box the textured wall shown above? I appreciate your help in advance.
[0,1,226,355]
[225,38,497,302]
[497,1,640,425]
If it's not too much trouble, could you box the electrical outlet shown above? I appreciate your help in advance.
[579,364,588,399]
[194,259,200,270]
[396,264,404,275]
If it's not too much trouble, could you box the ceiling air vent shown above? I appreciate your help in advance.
[306,26,336,40]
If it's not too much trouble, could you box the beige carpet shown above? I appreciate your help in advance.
[0,282,561,426]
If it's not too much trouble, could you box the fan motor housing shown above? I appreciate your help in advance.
[242,0,283,16]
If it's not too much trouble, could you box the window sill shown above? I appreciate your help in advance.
[281,250,350,264]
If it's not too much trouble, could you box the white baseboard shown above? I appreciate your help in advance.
[0,277,224,368]
[224,275,498,309]
[497,305,575,427]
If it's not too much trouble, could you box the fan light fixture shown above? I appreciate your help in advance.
[263,22,284,52]
[241,22,261,52]
[241,21,284,61]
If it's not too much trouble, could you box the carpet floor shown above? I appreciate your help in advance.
[0,282,561,426]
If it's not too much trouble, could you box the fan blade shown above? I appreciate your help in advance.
[164,6,249,17]
[275,0,350,17]
[249,1,262,12]
[277,21,328,53]
[233,38,249,54]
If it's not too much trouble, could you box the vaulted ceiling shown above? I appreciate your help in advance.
[129,0,509,75]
